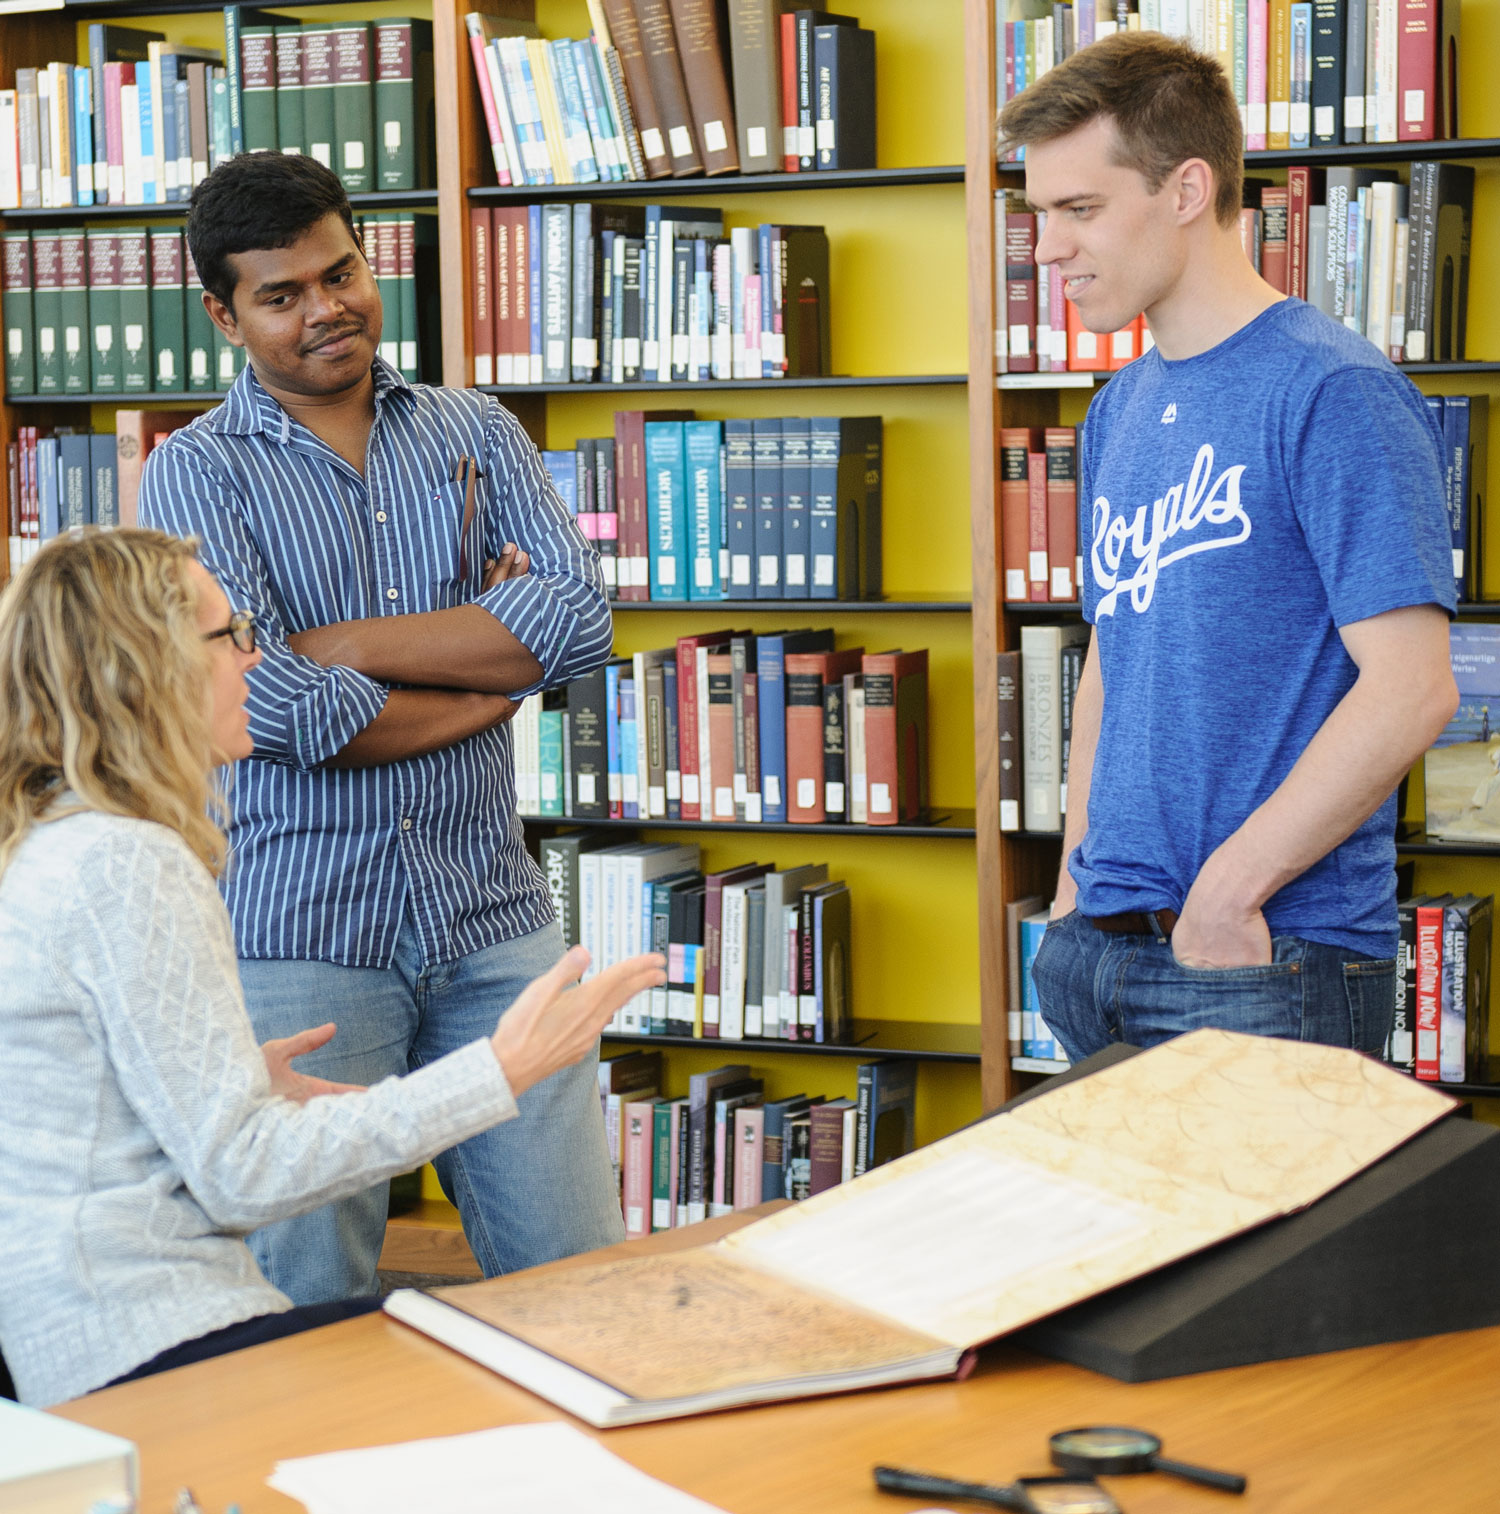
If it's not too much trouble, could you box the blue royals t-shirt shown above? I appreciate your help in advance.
[1073,299,1454,958]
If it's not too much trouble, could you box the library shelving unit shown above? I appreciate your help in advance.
[970,0,1500,1109]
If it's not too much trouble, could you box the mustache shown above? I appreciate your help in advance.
[302,323,365,354]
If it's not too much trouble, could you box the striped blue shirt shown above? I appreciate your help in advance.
[138,357,611,968]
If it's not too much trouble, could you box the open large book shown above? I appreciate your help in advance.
[384,1030,1453,1427]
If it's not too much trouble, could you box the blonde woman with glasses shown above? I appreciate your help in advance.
[0,529,662,1408]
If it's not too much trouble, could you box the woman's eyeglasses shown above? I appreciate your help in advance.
[202,609,257,655]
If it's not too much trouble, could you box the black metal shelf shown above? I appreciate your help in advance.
[523,809,978,839]
[1456,604,1500,619]
[603,1017,981,1064]
[997,138,1500,174]
[1004,601,1084,617]
[478,374,966,395]
[610,594,971,614]
[1398,831,1500,857]
[1399,361,1500,374]
[470,166,964,204]
[2,189,438,224]
[1010,828,1065,842]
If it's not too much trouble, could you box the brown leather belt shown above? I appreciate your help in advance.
[1087,909,1179,937]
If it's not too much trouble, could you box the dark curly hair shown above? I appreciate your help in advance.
[187,153,357,311]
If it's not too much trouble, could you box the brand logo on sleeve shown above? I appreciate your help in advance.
[1090,443,1251,616]
[1160,402,1177,424]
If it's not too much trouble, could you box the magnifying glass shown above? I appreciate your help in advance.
[1049,1427,1248,1494]
[874,1464,1122,1514]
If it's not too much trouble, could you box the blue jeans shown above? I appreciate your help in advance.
[239,916,624,1306]
[1030,911,1397,1064]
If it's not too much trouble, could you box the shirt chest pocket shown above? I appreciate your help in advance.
[414,474,485,602]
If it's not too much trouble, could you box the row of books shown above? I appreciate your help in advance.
[469,3,875,186]
[1425,623,1500,845]
[1,215,433,399]
[1239,162,1472,364]
[998,624,1090,836]
[998,425,1081,603]
[997,0,1459,152]
[995,200,1155,375]
[518,636,929,829]
[0,11,433,212]
[6,410,194,575]
[600,1052,917,1239]
[545,838,854,1043]
[535,413,882,602]
[1384,892,1492,1085]
[1004,894,1067,1066]
[469,203,830,387]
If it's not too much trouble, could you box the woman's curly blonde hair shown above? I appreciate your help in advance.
[0,528,226,879]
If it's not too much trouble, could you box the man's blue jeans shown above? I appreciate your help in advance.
[1030,910,1397,1063]
[238,916,624,1306]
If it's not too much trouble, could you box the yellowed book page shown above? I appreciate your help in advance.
[430,1247,951,1403]
[1005,1029,1454,1210]
[720,1031,1452,1348]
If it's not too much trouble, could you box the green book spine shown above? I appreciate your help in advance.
[58,227,90,395]
[372,17,430,191]
[332,22,374,193]
[117,227,152,393]
[32,229,63,395]
[397,210,418,380]
[540,706,564,816]
[651,1100,673,1231]
[239,26,278,152]
[86,229,123,394]
[301,23,336,171]
[184,243,215,392]
[210,68,231,168]
[274,27,305,156]
[2,231,35,394]
[372,214,400,368]
[149,227,187,392]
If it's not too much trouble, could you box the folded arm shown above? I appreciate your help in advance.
[1173,605,1458,967]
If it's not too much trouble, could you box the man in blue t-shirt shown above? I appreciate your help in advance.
[996,34,1458,1060]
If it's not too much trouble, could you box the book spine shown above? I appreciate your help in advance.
[1,232,34,395]
[1026,449,1048,603]
[148,227,186,393]
[724,416,755,596]
[600,0,673,178]
[1043,427,1078,602]
[786,660,826,823]
[1439,902,1467,1084]
[373,18,417,191]
[752,416,782,599]
[1396,0,1437,140]
[1414,899,1444,1080]
[666,0,739,174]
[822,678,847,823]
[1004,210,1038,374]
[332,22,375,194]
[726,0,781,174]
[238,30,277,153]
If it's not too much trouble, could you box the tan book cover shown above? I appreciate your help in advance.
[387,1030,1453,1426]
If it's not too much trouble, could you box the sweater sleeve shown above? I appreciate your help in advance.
[63,824,518,1233]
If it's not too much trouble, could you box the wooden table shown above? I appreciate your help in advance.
[56,1214,1500,1514]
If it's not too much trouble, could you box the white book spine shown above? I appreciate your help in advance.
[579,853,601,982]
[0,91,18,210]
[121,85,142,207]
[720,887,746,1040]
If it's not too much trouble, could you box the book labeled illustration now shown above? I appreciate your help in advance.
[385,1031,1453,1428]
[1426,624,1500,842]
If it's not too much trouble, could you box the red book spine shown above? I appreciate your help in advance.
[1397,0,1438,141]
[1414,901,1445,1080]
[1026,450,1048,602]
[469,207,492,386]
[1004,211,1038,374]
[999,427,1039,603]
[491,209,513,386]
[622,1098,655,1239]
[742,671,761,822]
[733,1106,764,1209]
[510,206,530,385]
[807,1103,845,1194]
[677,638,702,821]
[779,11,798,172]
[1260,186,1290,295]
[1287,166,1311,301]
[615,410,649,601]
[785,653,827,823]
[1043,426,1078,603]
[862,649,928,826]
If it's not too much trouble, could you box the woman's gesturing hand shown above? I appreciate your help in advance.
[492,947,666,1098]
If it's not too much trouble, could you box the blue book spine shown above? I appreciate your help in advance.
[1020,915,1048,1057]
[619,675,639,819]
[551,40,598,183]
[757,632,790,823]
[514,45,554,186]
[74,68,94,207]
[528,203,543,384]
[138,66,158,206]
[758,222,774,378]
[211,72,231,170]
[724,418,756,597]
[89,26,109,204]
[780,416,811,599]
[605,661,623,817]
[685,419,725,602]
[645,420,688,602]
[807,418,841,599]
[570,38,619,182]
[752,416,782,599]
[90,433,118,527]
[59,433,93,528]
[159,56,179,201]
[1446,394,1471,600]
[1290,2,1313,150]
[693,238,712,381]
[540,450,579,515]
[643,207,660,382]
[37,438,61,543]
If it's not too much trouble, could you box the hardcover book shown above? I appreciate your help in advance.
[387,1031,1453,1427]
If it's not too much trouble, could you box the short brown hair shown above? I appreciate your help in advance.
[997,33,1243,228]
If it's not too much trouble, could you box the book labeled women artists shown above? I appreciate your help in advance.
[384,1030,1451,1427]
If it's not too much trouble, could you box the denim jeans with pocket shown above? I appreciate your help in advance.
[238,915,624,1306]
[1029,909,1397,1064]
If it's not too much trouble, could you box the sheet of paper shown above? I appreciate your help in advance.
[435,1246,950,1401]
[267,1422,729,1514]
